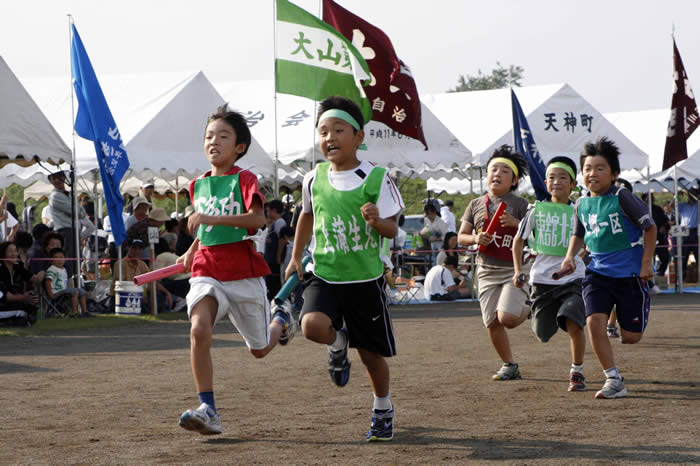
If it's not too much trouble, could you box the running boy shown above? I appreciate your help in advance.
[45,247,89,317]
[458,145,530,380]
[561,137,656,399]
[285,96,403,442]
[512,156,587,392]
[177,104,296,435]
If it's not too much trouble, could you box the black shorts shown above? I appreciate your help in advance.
[300,274,396,357]
[530,279,585,343]
[582,270,650,333]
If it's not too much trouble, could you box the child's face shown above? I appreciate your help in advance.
[545,167,575,200]
[582,155,616,195]
[52,254,65,268]
[204,119,246,168]
[487,162,517,196]
[317,117,363,168]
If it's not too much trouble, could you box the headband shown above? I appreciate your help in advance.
[488,157,519,177]
[546,162,576,181]
[317,109,367,151]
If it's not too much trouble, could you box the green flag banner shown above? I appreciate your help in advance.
[275,0,372,122]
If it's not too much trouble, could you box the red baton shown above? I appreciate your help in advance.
[552,265,574,280]
[134,263,185,286]
[478,202,507,253]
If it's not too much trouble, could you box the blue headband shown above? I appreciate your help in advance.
[317,109,367,150]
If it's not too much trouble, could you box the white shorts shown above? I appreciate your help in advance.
[186,276,270,350]
[476,264,530,328]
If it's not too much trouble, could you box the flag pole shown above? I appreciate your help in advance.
[674,165,683,293]
[272,0,280,199]
[311,0,323,171]
[67,14,82,287]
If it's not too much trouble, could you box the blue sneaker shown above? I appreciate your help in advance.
[328,328,350,387]
[366,407,394,442]
[271,301,297,346]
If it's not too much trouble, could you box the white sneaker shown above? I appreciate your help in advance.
[648,283,661,295]
[595,377,627,399]
[271,300,297,346]
[179,403,222,435]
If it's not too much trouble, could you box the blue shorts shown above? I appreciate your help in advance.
[582,270,650,333]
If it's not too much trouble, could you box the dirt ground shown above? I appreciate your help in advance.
[1,293,699,465]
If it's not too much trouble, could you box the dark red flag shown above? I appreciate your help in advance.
[322,0,428,149]
[663,39,700,170]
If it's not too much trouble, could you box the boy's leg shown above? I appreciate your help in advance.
[567,319,585,366]
[358,348,394,442]
[70,292,79,315]
[357,348,389,397]
[615,277,650,345]
[301,311,336,344]
[587,313,615,370]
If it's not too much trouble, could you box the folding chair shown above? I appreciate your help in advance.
[38,280,73,319]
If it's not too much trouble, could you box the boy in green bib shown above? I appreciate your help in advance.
[285,96,404,442]
[513,156,587,392]
[176,105,297,436]
[562,137,656,399]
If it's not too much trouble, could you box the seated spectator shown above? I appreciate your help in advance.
[420,202,449,264]
[26,223,51,273]
[0,197,20,243]
[0,241,43,322]
[111,238,173,313]
[435,232,460,269]
[175,206,195,256]
[29,231,64,275]
[154,233,190,301]
[423,255,470,301]
[126,207,171,262]
[14,231,34,265]
[45,248,89,317]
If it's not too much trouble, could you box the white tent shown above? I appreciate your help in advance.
[0,57,71,166]
[216,80,472,178]
[427,176,535,196]
[23,175,192,201]
[422,83,649,171]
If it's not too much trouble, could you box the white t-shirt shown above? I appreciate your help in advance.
[42,205,53,227]
[441,206,456,232]
[46,265,69,293]
[516,206,585,285]
[0,212,18,241]
[423,264,454,300]
[103,212,130,244]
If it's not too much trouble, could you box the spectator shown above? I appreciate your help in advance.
[45,247,89,317]
[435,231,460,270]
[176,205,195,256]
[423,255,470,301]
[26,223,51,273]
[441,199,457,233]
[126,207,170,261]
[263,199,287,299]
[0,196,19,242]
[124,196,151,231]
[48,170,86,277]
[0,241,42,322]
[420,202,448,264]
[41,204,53,228]
[642,193,671,277]
[155,233,190,301]
[679,188,699,279]
[14,231,33,265]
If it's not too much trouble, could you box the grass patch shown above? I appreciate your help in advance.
[0,311,188,337]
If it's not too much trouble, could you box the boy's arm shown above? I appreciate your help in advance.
[512,237,525,286]
[286,211,313,280]
[640,224,657,280]
[562,235,585,271]
[361,202,398,238]
[44,275,56,299]
[176,238,200,273]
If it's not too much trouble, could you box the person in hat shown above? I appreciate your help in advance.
[140,181,155,203]
[126,207,171,262]
[110,237,173,312]
[48,170,87,277]
[125,196,152,231]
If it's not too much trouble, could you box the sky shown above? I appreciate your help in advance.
[2,0,700,114]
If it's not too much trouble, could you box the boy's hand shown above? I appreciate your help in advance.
[474,231,492,246]
[640,259,654,280]
[177,251,194,273]
[560,257,576,274]
[187,212,204,235]
[360,202,380,227]
[499,211,519,228]
[285,257,303,281]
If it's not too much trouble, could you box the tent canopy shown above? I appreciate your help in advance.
[0,56,71,166]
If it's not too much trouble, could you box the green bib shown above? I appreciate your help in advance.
[193,174,247,247]
[311,163,385,283]
[531,202,575,256]
[577,195,631,253]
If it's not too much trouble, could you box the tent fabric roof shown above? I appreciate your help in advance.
[0,57,71,165]
[423,83,649,170]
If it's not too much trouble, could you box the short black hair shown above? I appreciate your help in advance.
[444,255,459,267]
[15,231,33,250]
[206,103,251,159]
[315,96,366,131]
[486,145,529,191]
[280,226,295,239]
[267,200,284,214]
[41,232,64,251]
[424,203,438,214]
[32,223,51,241]
[444,200,454,208]
[615,177,633,191]
[581,137,621,175]
[49,247,65,258]
[546,156,578,181]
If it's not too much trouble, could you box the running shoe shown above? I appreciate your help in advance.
[328,328,351,387]
[271,301,297,346]
[606,325,620,338]
[492,363,521,381]
[366,407,394,442]
[179,403,222,435]
[595,377,627,399]
[568,372,586,391]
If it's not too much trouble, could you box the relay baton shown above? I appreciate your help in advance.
[477,202,507,253]
[552,264,574,280]
[274,256,312,305]
[134,263,185,286]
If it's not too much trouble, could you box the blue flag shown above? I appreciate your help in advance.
[511,89,548,201]
[71,24,129,246]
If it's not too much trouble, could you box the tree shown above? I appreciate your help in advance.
[449,62,524,92]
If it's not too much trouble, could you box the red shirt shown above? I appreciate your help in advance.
[188,166,270,281]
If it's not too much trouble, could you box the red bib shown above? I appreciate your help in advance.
[480,194,517,262]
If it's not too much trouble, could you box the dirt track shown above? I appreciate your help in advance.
[1,294,699,464]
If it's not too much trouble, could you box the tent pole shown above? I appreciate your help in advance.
[674,165,683,293]
[272,0,280,199]
[68,15,81,287]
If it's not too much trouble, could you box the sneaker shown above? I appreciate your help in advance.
[595,377,627,399]
[328,328,351,387]
[271,301,297,346]
[568,372,586,391]
[648,283,661,295]
[366,407,394,442]
[606,325,620,338]
[179,403,222,435]
[492,363,521,381]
